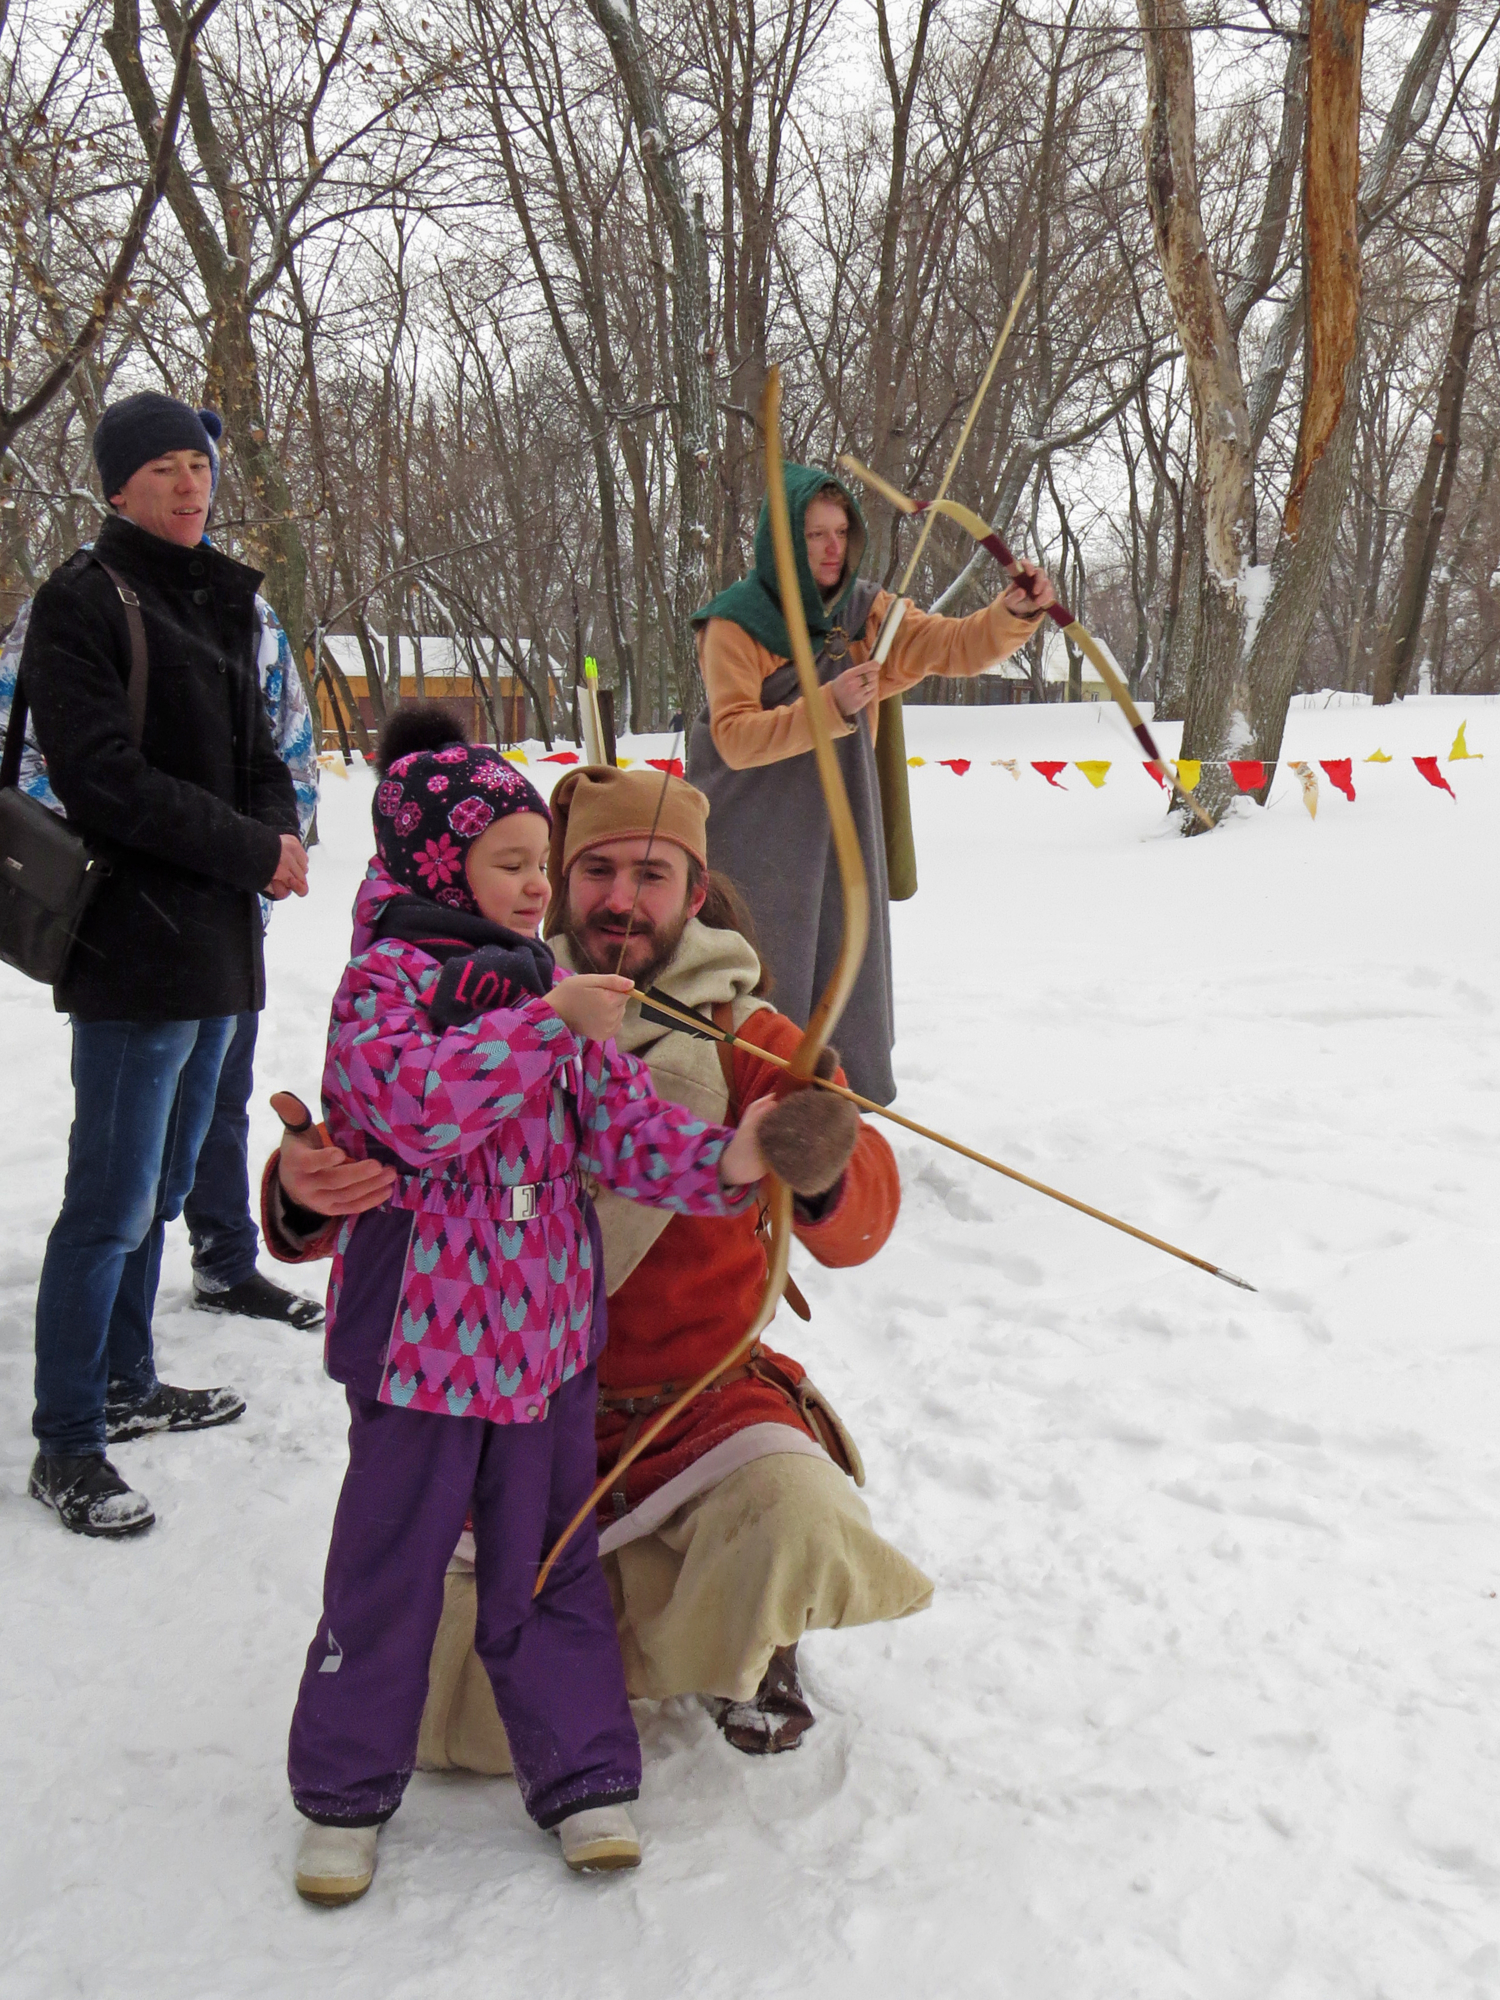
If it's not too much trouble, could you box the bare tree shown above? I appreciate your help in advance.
[1374,44,1500,701]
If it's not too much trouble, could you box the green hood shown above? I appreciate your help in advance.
[693,462,868,659]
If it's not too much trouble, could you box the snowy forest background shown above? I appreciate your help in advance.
[1,0,1496,739]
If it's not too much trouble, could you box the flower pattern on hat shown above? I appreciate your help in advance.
[449,796,494,838]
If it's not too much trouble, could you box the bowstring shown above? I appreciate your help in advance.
[612,721,682,979]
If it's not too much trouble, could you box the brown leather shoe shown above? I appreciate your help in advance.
[708,1645,816,1755]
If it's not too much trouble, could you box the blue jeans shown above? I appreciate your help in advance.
[33,1016,235,1458]
[183,1009,260,1292]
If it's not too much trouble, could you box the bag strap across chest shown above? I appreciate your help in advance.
[1,556,149,793]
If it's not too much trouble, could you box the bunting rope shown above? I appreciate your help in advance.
[893,737,1484,808]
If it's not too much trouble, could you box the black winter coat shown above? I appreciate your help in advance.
[20,514,300,1022]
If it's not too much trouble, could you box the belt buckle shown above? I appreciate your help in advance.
[512,1183,538,1222]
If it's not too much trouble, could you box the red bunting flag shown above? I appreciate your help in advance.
[645,757,685,776]
[1228,759,1265,793]
[939,758,971,776]
[1143,761,1166,789]
[540,751,579,764]
[1032,761,1068,789]
[1412,755,1455,797]
[1319,758,1355,802]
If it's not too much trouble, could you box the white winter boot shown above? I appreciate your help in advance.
[557,1803,641,1873]
[294,1820,379,1906]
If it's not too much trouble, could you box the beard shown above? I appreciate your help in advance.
[564,901,692,991]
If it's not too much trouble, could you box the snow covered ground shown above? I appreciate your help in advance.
[2,693,1498,2000]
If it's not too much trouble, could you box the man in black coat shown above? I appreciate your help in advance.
[21,391,307,1538]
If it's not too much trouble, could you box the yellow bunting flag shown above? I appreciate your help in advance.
[1449,722,1482,761]
[316,752,351,778]
[501,749,529,764]
[1366,748,1391,762]
[1075,760,1111,789]
[1174,759,1202,792]
[616,757,633,767]
[992,758,1020,779]
[1288,761,1318,819]
[907,756,926,767]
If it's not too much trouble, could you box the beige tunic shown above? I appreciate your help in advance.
[697,588,1044,770]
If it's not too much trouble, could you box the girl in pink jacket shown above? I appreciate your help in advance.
[287,709,770,1906]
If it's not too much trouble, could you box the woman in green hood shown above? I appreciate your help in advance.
[687,464,1052,1105]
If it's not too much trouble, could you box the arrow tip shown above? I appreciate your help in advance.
[1215,1268,1257,1292]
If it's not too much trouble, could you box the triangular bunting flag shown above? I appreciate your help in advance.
[1319,758,1355,802]
[501,749,529,764]
[1288,761,1318,819]
[645,757,684,776]
[1175,759,1201,791]
[939,758,971,775]
[992,759,1020,779]
[1032,761,1068,789]
[540,751,579,764]
[1449,722,1482,760]
[1142,760,1167,790]
[616,757,633,766]
[907,755,926,767]
[1075,761,1110,789]
[1366,749,1391,762]
[1413,755,1455,797]
[1228,759,1266,793]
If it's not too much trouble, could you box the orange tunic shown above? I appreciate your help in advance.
[594,1006,899,1514]
[697,586,1044,770]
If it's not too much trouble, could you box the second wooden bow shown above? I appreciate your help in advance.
[838,458,1214,832]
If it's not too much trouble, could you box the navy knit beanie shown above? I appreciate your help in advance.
[93,392,224,504]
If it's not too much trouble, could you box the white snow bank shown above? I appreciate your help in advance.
[2,697,1498,1998]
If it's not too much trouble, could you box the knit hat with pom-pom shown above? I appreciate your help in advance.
[94,393,224,506]
[372,702,551,912]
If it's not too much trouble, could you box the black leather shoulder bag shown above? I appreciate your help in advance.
[0,559,149,986]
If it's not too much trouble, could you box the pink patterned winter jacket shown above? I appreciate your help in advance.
[320,864,751,1425]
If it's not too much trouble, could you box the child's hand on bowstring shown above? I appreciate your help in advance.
[546,972,634,1043]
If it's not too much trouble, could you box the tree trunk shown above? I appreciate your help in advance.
[583,0,718,720]
[1428,441,1496,692]
[203,304,308,649]
[1137,0,1255,589]
[104,0,308,647]
[1243,0,1366,784]
[1136,0,1257,817]
[1372,55,1500,703]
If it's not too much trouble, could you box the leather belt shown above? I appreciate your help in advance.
[597,1347,764,1417]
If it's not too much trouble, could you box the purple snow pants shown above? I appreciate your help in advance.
[287,1362,639,1831]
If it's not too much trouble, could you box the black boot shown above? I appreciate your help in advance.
[105,1381,246,1445]
[29,1452,155,1537]
[708,1645,816,1755]
[193,1269,324,1330]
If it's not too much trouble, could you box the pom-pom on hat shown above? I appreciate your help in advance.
[93,392,224,506]
[371,702,551,913]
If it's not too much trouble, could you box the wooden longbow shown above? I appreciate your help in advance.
[532,364,871,1597]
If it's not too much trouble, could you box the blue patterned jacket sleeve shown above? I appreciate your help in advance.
[0,601,66,816]
[253,596,319,927]
[254,597,319,841]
